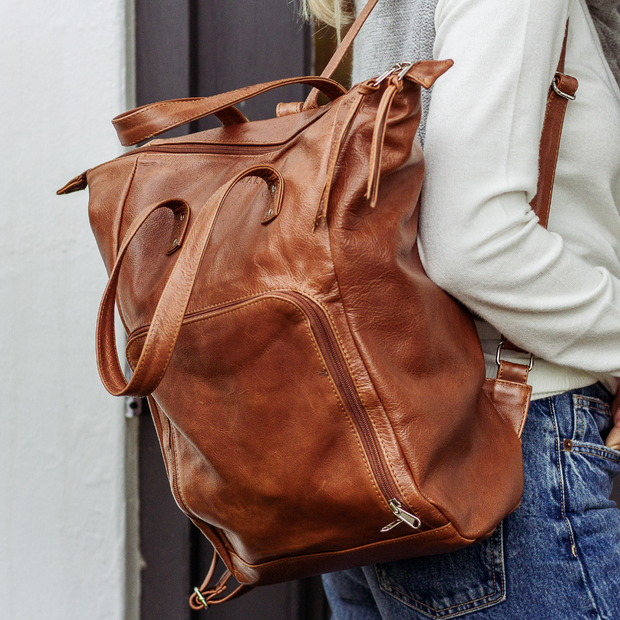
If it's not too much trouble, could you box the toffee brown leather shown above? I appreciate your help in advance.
[58,0,576,608]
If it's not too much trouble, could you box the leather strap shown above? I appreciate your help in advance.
[529,24,577,226]
[303,0,381,110]
[366,77,403,206]
[502,24,577,355]
[531,73,577,227]
[96,166,283,397]
[113,76,348,146]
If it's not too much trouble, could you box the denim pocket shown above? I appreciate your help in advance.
[562,395,620,513]
[375,524,505,619]
[570,394,620,467]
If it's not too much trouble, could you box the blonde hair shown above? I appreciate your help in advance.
[302,0,352,30]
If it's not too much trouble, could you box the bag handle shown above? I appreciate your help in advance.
[112,76,347,146]
[111,0,381,146]
[96,166,283,397]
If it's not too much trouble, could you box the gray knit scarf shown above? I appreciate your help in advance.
[587,0,620,87]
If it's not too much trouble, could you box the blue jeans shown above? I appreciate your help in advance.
[323,384,620,619]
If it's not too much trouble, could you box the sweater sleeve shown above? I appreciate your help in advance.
[418,0,620,377]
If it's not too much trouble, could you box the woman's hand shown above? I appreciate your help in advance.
[605,390,620,452]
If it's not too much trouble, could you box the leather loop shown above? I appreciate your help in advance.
[189,551,253,610]
[113,77,348,146]
[56,171,89,195]
[482,378,531,439]
[497,361,530,386]
[276,101,305,117]
[402,59,454,89]
[214,106,249,126]
[96,166,283,397]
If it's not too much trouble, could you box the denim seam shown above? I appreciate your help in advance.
[573,395,611,414]
[556,396,607,619]
[574,400,585,441]
[375,525,504,618]
[567,520,607,620]
[550,397,578,555]
[569,445,620,463]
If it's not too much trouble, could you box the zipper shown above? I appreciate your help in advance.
[373,61,414,86]
[128,291,422,533]
[120,142,281,158]
[272,291,421,533]
[120,103,335,159]
[127,295,263,343]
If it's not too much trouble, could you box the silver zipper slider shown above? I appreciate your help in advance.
[396,61,414,80]
[373,62,414,87]
[380,499,422,533]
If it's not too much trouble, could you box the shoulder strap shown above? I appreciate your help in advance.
[530,23,578,226]
[502,25,577,358]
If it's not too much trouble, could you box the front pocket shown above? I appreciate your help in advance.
[570,393,620,465]
[127,291,420,563]
[375,524,505,619]
[561,393,620,513]
[572,394,613,444]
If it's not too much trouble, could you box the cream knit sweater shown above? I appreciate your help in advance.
[354,0,620,398]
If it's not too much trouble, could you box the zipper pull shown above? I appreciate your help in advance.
[366,63,413,209]
[380,499,422,533]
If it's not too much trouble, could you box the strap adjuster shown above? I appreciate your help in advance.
[496,340,534,370]
[552,75,576,101]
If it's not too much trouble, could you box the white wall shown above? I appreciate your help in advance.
[0,1,132,618]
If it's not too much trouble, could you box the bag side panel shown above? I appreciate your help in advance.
[328,87,523,540]
[87,156,140,273]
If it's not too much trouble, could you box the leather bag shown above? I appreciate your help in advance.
[58,0,577,609]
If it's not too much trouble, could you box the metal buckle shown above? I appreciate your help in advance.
[496,340,534,371]
[552,75,576,101]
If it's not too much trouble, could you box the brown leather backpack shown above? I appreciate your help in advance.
[58,0,576,609]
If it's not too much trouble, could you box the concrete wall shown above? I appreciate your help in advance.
[0,1,133,618]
